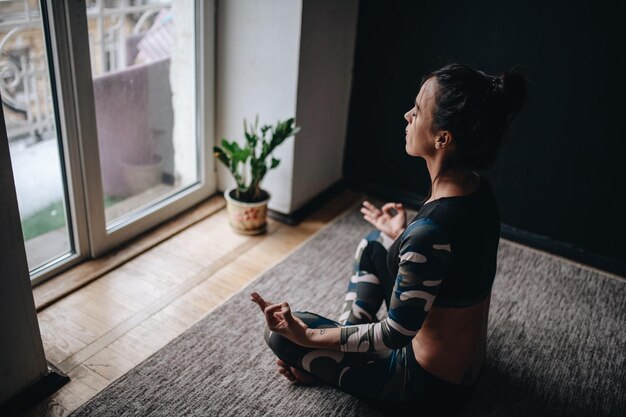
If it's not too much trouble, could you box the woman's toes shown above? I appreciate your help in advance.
[274,359,317,385]
[276,361,298,383]
[290,367,320,385]
[285,371,298,383]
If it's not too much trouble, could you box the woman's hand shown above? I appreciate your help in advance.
[251,292,310,347]
[361,200,406,239]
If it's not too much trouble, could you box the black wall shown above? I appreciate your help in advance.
[343,0,626,276]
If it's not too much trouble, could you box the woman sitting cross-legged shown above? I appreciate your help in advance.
[251,62,527,417]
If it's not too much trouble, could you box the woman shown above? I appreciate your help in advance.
[251,63,527,416]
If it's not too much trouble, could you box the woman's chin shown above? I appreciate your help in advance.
[405,146,420,158]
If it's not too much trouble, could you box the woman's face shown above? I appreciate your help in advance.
[404,77,439,157]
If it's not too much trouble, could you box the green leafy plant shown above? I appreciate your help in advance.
[214,116,300,202]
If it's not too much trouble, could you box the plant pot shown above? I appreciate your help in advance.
[120,155,164,196]
[224,186,270,235]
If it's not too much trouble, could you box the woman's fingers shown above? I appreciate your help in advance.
[362,201,381,216]
[382,202,402,215]
[250,292,273,311]
[360,206,379,218]
[362,200,377,209]
[272,303,293,322]
[362,214,378,226]
[281,301,292,315]
[254,297,293,326]
[265,303,292,329]
[281,303,299,326]
[250,292,264,307]
[361,209,380,225]
[264,303,283,318]
[363,201,404,224]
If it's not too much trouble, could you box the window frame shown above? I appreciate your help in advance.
[0,0,217,285]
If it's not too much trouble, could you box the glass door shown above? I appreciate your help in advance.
[85,0,201,225]
[66,0,215,256]
[0,0,215,283]
[0,0,89,282]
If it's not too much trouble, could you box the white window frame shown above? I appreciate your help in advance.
[1,0,216,285]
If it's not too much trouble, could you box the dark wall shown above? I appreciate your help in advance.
[344,0,626,275]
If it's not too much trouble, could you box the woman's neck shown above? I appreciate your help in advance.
[430,170,479,199]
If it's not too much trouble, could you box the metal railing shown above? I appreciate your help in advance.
[0,0,171,143]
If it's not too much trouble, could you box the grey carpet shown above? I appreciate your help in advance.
[70,199,626,417]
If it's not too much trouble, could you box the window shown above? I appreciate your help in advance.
[0,0,215,284]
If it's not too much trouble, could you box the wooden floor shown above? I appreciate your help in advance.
[23,189,362,417]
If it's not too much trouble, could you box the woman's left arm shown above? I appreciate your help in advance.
[252,218,451,352]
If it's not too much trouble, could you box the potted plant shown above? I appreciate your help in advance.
[214,116,300,235]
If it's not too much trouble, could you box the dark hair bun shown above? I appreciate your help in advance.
[499,67,527,114]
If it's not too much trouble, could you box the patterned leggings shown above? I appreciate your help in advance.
[263,230,479,416]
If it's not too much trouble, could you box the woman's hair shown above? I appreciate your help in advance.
[418,63,527,205]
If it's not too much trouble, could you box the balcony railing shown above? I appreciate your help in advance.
[0,0,171,143]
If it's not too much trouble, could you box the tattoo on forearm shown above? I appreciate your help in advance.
[319,329,325,335]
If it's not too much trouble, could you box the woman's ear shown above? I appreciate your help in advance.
[436,131,453,149]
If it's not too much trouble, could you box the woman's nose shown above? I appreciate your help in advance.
[404,110,410,122]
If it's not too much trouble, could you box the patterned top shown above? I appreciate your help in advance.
[340,177,500,352]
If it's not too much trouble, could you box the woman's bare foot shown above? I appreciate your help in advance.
[276,359,320,385]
